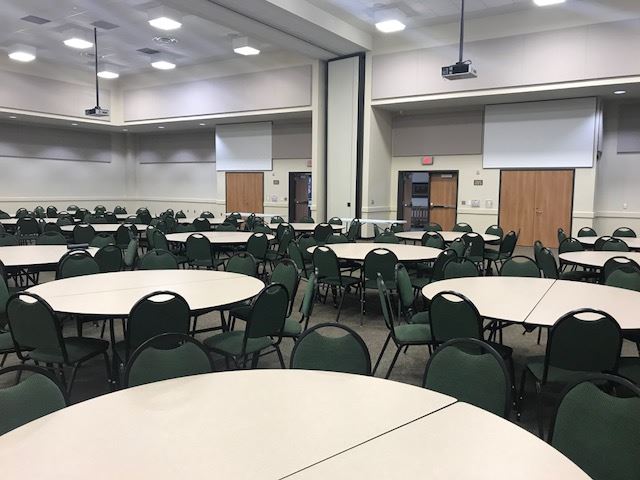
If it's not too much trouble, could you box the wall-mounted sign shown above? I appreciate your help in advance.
[422,156,433,165]
[474,179,483,186]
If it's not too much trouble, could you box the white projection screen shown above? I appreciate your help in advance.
[483,97,598,169]
[215,122,272,171]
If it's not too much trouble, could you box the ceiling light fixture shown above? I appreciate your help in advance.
[148,6,182,30]
[9,116,17,119]
[613,90,627,95]
[71,123,78,126]
[158,126,165,129]
[199,123,206,126]
[533,0,565,6]
[232,37,260,56]
[97,70,119,79]
[375,19,406,33]
[63,29,93,49]
[151,59,176,70]
[374,8,406,33]
[8,44,36,62]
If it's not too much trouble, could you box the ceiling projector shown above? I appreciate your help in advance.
[85,107,110,117]
[442,62,477,80]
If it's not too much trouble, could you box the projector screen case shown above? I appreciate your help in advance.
[215,122,272,172]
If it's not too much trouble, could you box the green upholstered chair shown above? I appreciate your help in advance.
[423,338,511,418]
[312,246,361,322]
[421,231,444,249]
[577,227,597,237]
[410,248,457,291]
[123,239,139,270]
[281,273,317,340]
[192,218,211,231]
[485,230,518,273]
[461,232,485,268]
[602,256,640,291]
[452,222,472,233]
[373,232,399,244]
[328,217,342,225]
[225,252,257,277]
[396,263,429,325]
[499,255,540,278]
[123,333,214,388]
[0,365,67,436]
[137,249,178,270]
[185,233,216,269]
[612,227,636,238]
[287,241,310,279]
[360,248,398,317]
[313,223,334,245]
[594,236,629,252]
[290,322,371,375]
[56,249,99,279]
[95,244,123,273]
[36,231,66,245]
[89,233,116,248]
[424,223,442,232]
[443,258,479,279]
[72,224,95,245]
[346,219,360,241]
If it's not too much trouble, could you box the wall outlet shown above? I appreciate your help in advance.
[623,202,628,210]
[485,200,493,209]
[461,200,467,206]
[471,200,480,208]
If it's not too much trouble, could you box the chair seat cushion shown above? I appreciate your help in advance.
[30,337,108,364]
[282,317,303,337]
[394,323,432,343]
[559,270,598,281]
[0,331,15,352]
[364,278,394,290]
[190,259,216,268]
[409,311,430,325]
[488,341,512,360]
[203,331,272,356]
[526,356,594,384]
[618,357,640,385]
[485,251,508,261]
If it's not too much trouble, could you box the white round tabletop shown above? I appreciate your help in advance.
[559,251,640,268]
[578,236,640,250]
[27,270,264,316]
[0,370,457,480]
[267,223,344,233]
[0,218,59,226]
[0,245,98,268]
[176,217,228,225]
[166,231,274,244]
[60,223,134,233]
[308,243,441,262]
[422,276,640,329]
[396,230,500,243]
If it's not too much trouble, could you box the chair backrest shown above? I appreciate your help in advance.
[114,205,127,214]
[57,249,99,279]
[0,210,9,219]
[595,236,629,252]
[346,219,360,241]
[328,217,342,225]
[363,248,398,285]
[275,222,295,242]
[245,283,289,339]
[543,308,622,383]
[423,338,511,418]
[312,246,340,283]
[429,291,483,344]
[612,227,637,238]
[200,211,215,219]
[124,239,139,269]
[225,252,257,277]
[36,231,66,245]
[276,228,294,255]
[549,374,640,480]
[0,233,19,247]
[72,224,96,244]
[325,233,348,244]
[175,210,186,219]
[0,365,67,436]
[603,256,640,291]
[453,222,472,233]
[90,232,116,248]
[270,215,284,224]
[123,333,214,388]
[185,233,212,263]
[138,249,178,270]
[287,242,307,278]
[95,244,123,273]
[377,274,399,338]
[443,258,479,279]
[7,293,67,362]
[298,234,317,259]
[424,223,442,232]
[126,291,191,356]
[246,233,269,261]
[559,237,585,254]
[16,217,39,235]
[313,223,334,244]
[557,228,568,245]
[577,227,597,237]
[46,206,58,218]
[270,259,300,316]
[485,224,504,239]
[299,273,317,328]
[15,208,29,218]
[461,233,484,259]
[43,223,63,235]
[395,263,415,313]
[300,216,315,223]
[431,249,458,282]
[151,229,169,251]
[536,247,559,279]
[216,222,237,232]
[374,232,399,244]
[192,218,211,231]
[116,224,136,249]
[498,230,518,256]
[421,231,444,249]
[290,323,371,375]
[252,223,272,234]
[499,255,540,278]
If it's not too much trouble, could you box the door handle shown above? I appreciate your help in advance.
[535,209,543,214]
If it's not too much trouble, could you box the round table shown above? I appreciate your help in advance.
[578,236,640,250]
[559,251,640,268]
[0,245,98,268]
[308,243,441,262]
[267,223,343,233]
[0,370,587,480]
[27,270,264,316]
[60,223,133,233]
[0,218,59,226]
[176,217,232,225]
[166,231,274,244]
[422,276,640,330]
[396,230,500,243]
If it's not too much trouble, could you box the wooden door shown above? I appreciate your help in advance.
[398,173,413,231]
[499,170,573,247]
[429,173,458,230]
[226,172,264,214]
[534,170,573,248]
[499,171,537,246]
[289,173,311,222]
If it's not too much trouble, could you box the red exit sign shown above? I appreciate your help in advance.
[422,156,433,165]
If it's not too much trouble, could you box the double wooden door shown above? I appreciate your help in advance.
[499,170,574,248]
[226,172,264,214]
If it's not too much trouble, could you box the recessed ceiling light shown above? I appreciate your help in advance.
[375,19,406,33]
[613,90,627,95]
[148,6,182,30]
[533,0,565,6]
[232,37,260,56]
[71,123,78,126]
[97,70,119,79]
[122,128,128,131]
[8,44,36,62]
[63,30,93,49]
[151,60,176,70]
[157,126,165,129]
[199,123,206,126]
[9,116,17,119]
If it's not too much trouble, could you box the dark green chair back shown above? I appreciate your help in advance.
[374,232,399,244]
[299,273,317,329]
[15,208,29,218]
[325,233,348,244]
[270,259,300,316]
[312,246,341,283]
[151,230,169,252]
[245,283,289,339]
[462,232,484,261]
[114,206,127,215]
[542,309,622,383]
[43,223,63,234]
[252,224,272,234]
[376,274,400,340]
[431,249,458,282]
[66,205,78,212]
[290,323,371,375]
[443,258,479,279]
[364,248,398,287]
[175,210,186,219]
[577,227,597,237]
[498,230,518,256]
[424,223,442,232]
[46,206,58,218]
[313,223,334,244]
[124,333,213,388]
[225,252,257,277]
[36,231,66,245]
[421,231,444,249]
[186,234,212,265]
[0,210,9,220]
[298,234,317,261]
[126,292,191,356]
[448,237,465,258]
[275,228,294,257]
[395,263,416,318]
[346,219,360,241]
[287,242,308,278]
[16,217,39,236]
[595,236,629,252]
[603,257,640,291]
[200,211,215,219]
[192,218,211,231]
[94,205,106,214]
[429,291,482,344]
[533,240,544,260]
[499,256,540,278]
[124,239,139,269]
[558,228,568,245]
[559,237,584,254]
[423,338,511,418]
[270,215,284,224]
[612,227,636,238]
[550,374,640,480]
[0,365,67,436]
[0,233,19,247]
[72,224,95,245]
[34,206,45,219]
[246,233,269,261]
[275,223,295,242]
[536,247,559,279]
[216,223,237,232]
[116,224,136,249]
[485,225,504,239]
[453,222,472,233]
[328,217,342,225]
[95,245,123,273]
[56,216,73,227]
[90,233,116,248]
[138,249,178,270]
[57,250,99,279]
[300,216,315,223]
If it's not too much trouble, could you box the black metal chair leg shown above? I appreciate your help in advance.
[517,367,529,421]
[275,345,285,368]
[373,334,391,375]
[335,287,346,323]
[385,347,402,379]
[251,353,259,369]
[535,381,544,439]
